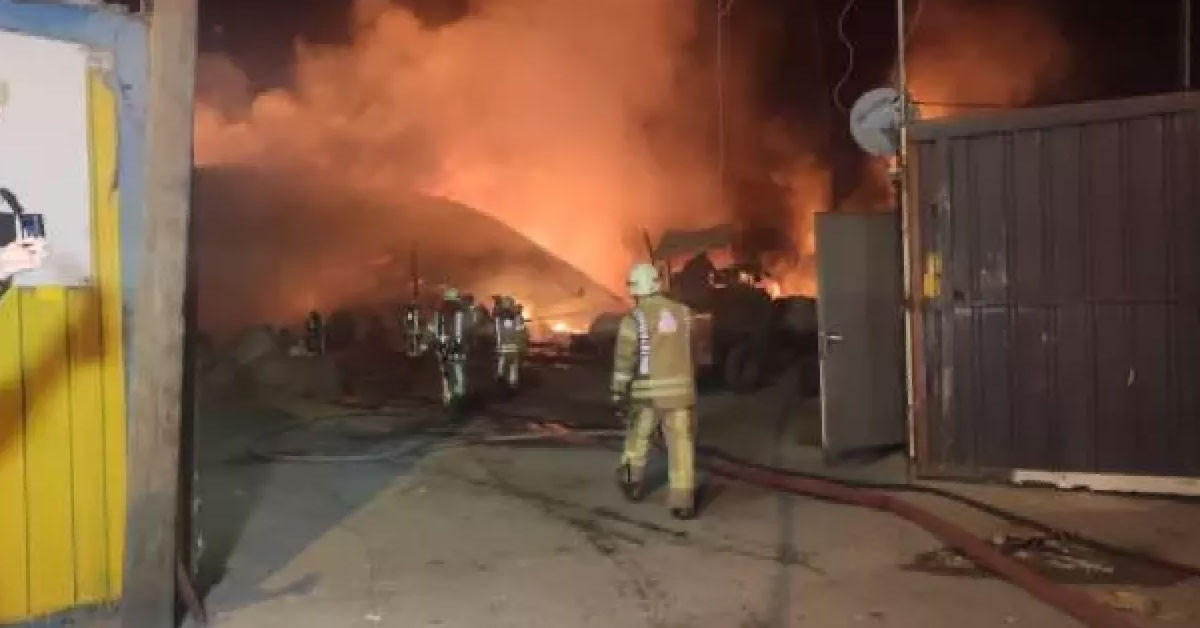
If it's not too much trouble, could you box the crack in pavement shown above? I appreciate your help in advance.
[466,455,674,627]
[431,461,825,576]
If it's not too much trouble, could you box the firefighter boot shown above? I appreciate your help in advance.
[495,363,515,399]
[670,504,696,520]
[616,464,644,503]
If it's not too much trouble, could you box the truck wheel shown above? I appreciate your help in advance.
[724,342,762,393]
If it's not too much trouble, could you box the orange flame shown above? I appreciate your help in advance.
[195,0,727,306]
[192,0,1072,331]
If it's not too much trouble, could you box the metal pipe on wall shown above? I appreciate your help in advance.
[1183,0,1193,90]
[895,0,917,462]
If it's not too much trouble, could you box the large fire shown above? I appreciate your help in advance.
[193,0,1073,332]
[196,0,728,310]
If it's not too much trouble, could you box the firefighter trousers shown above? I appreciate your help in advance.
[496,352,520,388]
[440,358,468,406]
[620,406,695,509]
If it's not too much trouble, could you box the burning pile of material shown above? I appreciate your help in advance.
[192,0,1077,335]
[193,167,621,338]
[195,0,730,332]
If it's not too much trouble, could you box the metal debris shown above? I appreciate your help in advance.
[991,532,1116,577]
[1092,590,1160,617]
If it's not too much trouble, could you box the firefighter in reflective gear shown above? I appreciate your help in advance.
[462,293,480,328]
[304,310,326,356]
[492,295,528,392]
[612,263,697,519]
[401,302,426,357]
[430,287,470,413]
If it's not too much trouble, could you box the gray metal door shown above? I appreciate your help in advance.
[816,212,906,458]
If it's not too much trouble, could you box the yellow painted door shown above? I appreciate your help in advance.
[0,70,127,623]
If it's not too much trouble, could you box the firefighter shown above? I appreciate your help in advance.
[401,301,425,357]
[430,287,470,415]
[491,294,527,393]
[304,310,326,356]
[461,293,478,325]
[611,262,697,520]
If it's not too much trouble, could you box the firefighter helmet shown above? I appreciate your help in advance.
[627,263,661,297]
[443,287,460,301]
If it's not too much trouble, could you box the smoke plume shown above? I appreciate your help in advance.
[193,0,1076,334]
[195,0,732,333]
[906,0,1073,118]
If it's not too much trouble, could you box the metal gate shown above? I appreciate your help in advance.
[911,93,1200,481]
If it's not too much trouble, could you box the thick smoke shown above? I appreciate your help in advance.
[818,0,1075,223]
[195,0,731,333]
[906,0,1073,118]
[194,0,1076,333]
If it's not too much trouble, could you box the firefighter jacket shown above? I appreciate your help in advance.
[430,301,469,359]
[402,304,422,337]
[611,294,696,410]
[493,306,527,355]
[304,312,325,354]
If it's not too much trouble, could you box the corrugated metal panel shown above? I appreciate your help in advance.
[912,93,1200,479]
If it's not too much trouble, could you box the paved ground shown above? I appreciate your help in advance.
[191,421,1073,628]
[173,358,1200,628]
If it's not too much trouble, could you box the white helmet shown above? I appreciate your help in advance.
[626,263,661,297]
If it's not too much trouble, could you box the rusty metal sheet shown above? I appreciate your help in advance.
[975,307,1012,469]
[1171,307,1200,476]
[1169,114,1200,302]
[1011,131,1047,304]
[1054,304,1096,472]
[1128,117,1169,302]
[1132,305,1171,473]
[949,306,977,472]
[1093,305,1134,473]
[971,136,1010,305]
[949,139,974,304]
[913,93,1200,479]
[1085,123,1125,304]
[1013,307,1052,469]
[1048,126,1086,303]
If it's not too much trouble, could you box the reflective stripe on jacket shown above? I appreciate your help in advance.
[611,294,695,409]
[493,309,527,355]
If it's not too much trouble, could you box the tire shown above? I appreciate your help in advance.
[724,341,762,394]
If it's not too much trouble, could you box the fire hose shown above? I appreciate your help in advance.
[500,424,1144,628]
[248,411,1161,628]
[695,449,1139,628]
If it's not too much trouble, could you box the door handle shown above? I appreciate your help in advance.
[819,332,843,357]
